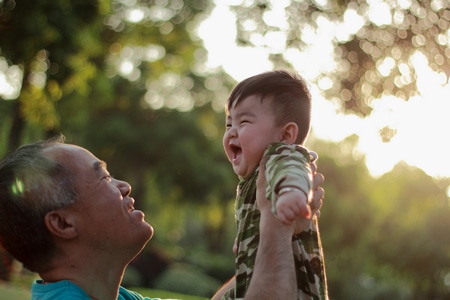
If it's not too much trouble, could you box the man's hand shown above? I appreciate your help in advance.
[310,157,325,217]
[292,157,325,233]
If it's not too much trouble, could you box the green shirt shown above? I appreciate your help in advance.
[223,143,328,300]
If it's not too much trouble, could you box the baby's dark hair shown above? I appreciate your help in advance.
[226,70,312,144]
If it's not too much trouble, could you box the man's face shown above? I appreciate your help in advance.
[223,95,283,179]
[44,144,154,258]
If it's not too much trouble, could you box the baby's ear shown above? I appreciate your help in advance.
[45,210,78,240]
[280,122,298,144]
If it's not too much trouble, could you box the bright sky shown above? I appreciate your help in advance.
[198,0,450,179]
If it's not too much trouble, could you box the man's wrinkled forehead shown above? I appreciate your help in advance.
[42,144,80,163]
[41,144,97,173]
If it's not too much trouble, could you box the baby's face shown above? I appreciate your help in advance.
[223,95,283,178]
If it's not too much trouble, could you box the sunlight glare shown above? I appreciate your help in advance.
[264,31,287,53]
[358,67,450,178]
[431,0,447,11]
[262,0,289,29]
[377,57,396,77]
[336,6,365,42]
[0,73,13,97]
[197,1,272,81]
[199,0,450,179]
[367,0,392,26]
[312,61,450,179]
[284,16,337,81]
[0,57,22,99]
[125,8,145,23]
[398,0,412,10]
[310,86,362,143]
[119,60,134,76]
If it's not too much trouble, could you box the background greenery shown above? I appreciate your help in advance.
[0,0,449,299]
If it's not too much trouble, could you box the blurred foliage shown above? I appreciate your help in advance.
[0,285,30,300]
[230,0,450,116]
[151,263,221,297]
[1,0,450,299]
[309,137,450,299]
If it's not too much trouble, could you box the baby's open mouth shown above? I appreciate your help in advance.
[230,144,242,160]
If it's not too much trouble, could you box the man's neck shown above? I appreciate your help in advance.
[39,255,126,300]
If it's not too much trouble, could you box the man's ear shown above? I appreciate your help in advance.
[280,122,298,144]
[45,210,77,240]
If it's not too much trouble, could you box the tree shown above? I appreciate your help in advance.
[0,0,239,286]
[0,0,238,213]
[309,137,450,299]
[0,0,101,147]
[368,163,450,299]
[229,0,450,117]
[0,0,234,146]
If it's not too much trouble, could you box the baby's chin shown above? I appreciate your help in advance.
[234,168,257,180]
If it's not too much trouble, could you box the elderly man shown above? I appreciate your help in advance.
[0,135,324,300]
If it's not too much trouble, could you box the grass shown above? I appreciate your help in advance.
[0,282,31,300]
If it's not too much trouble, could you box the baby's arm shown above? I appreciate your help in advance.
[264,143,314,223]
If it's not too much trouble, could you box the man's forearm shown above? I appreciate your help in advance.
[245,214,296,299]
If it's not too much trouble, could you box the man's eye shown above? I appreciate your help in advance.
[103,175,113,182]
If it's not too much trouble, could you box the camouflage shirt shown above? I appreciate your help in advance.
[223,142,328,300]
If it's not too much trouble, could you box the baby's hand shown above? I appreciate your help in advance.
[275,188,311,225]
